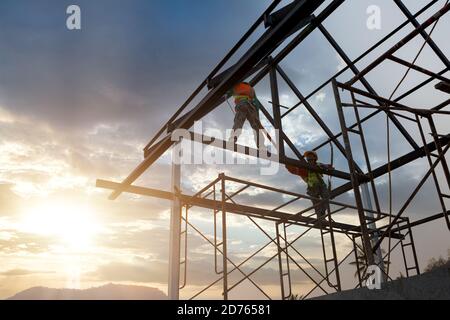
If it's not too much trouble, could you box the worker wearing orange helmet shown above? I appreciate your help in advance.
[227,82,266,147]
[285,151,333,219]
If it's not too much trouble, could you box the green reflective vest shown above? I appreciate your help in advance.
[307,171,324,189]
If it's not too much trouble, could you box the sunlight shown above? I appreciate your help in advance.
[20,200,100,251]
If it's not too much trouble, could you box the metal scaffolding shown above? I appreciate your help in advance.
[96,0,449,299]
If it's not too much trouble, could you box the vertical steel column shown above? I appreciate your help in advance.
[281,223,292,298]
[213,183,224,274]
[428,117,450,189]
[352,235,363,287]
[361,183,386,281]
[428,116,450,230]
[270,60,285,159]
[276,64,364,174]
[349,93,382,214]
[220,174,228,300]
[323,206,342,291]
[416,114,449,230]
[275,222,286,300]
[406,218,420,275]
[179,205,188,290]
[275,222,292,299]
[349,91,385,279]
[332,79,375,265]
[168,144,181,300]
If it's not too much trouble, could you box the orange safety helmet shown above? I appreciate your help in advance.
[233,82,255,98]
[304,150,318,161]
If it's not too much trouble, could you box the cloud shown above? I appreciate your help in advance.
[0,230,57,254]
[315,92,327,103]
[0,269,54,276]
[0,0,448,297]
[88,253,318,288]
[0,184,23,217]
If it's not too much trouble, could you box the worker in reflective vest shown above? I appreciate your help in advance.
[285,151,333,219]
[227,82,265,147]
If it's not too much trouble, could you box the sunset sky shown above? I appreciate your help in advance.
[0,0,449,299]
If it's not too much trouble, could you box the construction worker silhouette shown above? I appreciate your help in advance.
[285,151,333,219]
[227,82,266,148]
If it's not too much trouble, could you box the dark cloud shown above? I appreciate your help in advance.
[0,0,448,295]
[0,0,269,138]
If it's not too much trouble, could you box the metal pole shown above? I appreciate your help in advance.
[275,222,286,299]
[168,144,181,300]
[270,61,284,158]
[361,183,386,281]
[333,79,375,265]
[220,174,228,300]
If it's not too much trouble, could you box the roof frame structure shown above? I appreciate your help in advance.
[96,0,450,299]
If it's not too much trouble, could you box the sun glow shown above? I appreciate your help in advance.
[20,200,100,251]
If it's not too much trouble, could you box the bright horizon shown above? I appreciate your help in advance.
[1,0,449,300]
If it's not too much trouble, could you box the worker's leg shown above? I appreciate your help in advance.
[308,186,327,231]
[318,184,330,220]
[307,187,322,218]
[246,103,266,148]
[229,106,247,144]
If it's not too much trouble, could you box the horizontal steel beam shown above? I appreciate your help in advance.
[338,82,450,115]
[108,0,329,200]
[96,179,360,234]
[143,0,283,152]
[319,23,419,150]
[331,134,450,198]
[207,59,268,90]
[387,55,450,83]
[391,211,450,232]
[181,131,353,180]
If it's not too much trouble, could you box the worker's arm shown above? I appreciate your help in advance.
[285,164,299,175]
[285,164,308,178]
[318,163,334,170]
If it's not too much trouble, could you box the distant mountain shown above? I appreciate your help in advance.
[7,283,167,300]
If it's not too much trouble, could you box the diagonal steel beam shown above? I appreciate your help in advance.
[331,134,450,198]
[372,142,450,251]
[312,67,448,152]
[347,3,450,86]
[318,23,420,150]
[393,0,450,69]
[108,0,328,200]
[276,65,365,173]
[387,55,450,83]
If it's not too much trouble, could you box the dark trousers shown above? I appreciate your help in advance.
[307,183,330,219]
[229,102,264,146]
